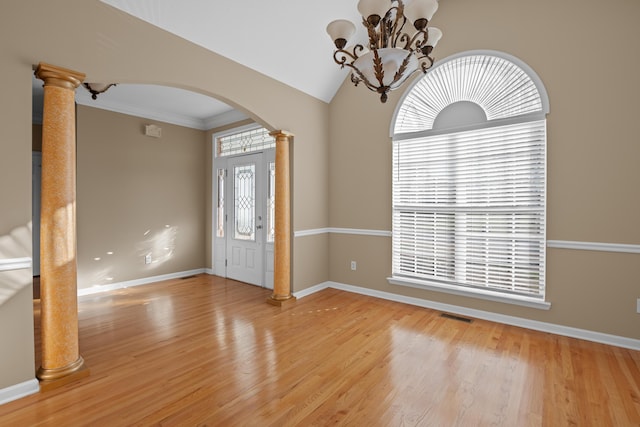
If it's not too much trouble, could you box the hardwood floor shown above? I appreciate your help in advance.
[1,274,639,426]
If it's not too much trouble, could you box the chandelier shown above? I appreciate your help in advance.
[82,83,116,100]
[327,0,442,103]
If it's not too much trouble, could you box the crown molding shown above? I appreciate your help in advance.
[204,110,249,130]
[75,97,211,130]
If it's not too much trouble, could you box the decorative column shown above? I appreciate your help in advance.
[267,131,296,306]
[34,62,89,390]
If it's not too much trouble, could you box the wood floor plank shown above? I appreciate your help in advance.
[0,274,638,426]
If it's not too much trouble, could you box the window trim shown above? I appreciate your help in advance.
[388,275,551,310]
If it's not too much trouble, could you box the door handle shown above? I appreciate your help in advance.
[256,225,263,230]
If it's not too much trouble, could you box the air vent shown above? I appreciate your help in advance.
[440,313,473,323]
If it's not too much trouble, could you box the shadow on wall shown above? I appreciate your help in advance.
[81,224,178,291]
[137,224,178,269]
[0,223,32,307]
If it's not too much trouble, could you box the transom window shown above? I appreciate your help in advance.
[216,126,275,157]
[390,51,549,307]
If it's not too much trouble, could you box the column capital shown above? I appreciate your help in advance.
[269,130,294,140]
[35,62,85,90]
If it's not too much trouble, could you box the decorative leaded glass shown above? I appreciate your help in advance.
[216,168,225,238]
[234,164,255,241]
[267,162,275,243]
[217,127,275,157]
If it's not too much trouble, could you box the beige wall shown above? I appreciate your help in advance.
[0,285,34,391]
[76,105,207,289]
[0,30,35,392]
[0,0,329,393]
[328,0,640,340]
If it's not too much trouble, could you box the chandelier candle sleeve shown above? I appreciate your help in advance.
[327,0,442,103]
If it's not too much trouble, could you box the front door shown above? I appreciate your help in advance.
[226,153,264,286]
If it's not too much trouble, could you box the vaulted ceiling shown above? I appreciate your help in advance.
[38,0,362,129]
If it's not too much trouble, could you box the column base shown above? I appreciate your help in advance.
[266,295,297,306]
[37,356,90,392]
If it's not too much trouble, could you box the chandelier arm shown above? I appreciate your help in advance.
[397,32,411,51]
[405,29,429,51]
[344,63,381,93]
[389,3,407,48]
[419,55,435,73]
[332,48,359,66]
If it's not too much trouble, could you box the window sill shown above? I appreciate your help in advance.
[387,276,551,310]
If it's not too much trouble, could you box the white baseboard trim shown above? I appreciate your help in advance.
[78,269,206,297]
[293,282,331,299]
[0,378,39,405]
[297,281,640,351]
[204,268,215,275]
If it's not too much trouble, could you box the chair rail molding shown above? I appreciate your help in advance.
[0,257,32,272]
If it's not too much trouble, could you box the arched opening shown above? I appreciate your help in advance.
[31,71,294,386]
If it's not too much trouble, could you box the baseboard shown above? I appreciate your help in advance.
[204,268,215,275]
[298,281,640,351]
[78,269,207,297]
[0,378,39,405]
[293,282,331,299]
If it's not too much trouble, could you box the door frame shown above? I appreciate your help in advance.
[211,124,275,289]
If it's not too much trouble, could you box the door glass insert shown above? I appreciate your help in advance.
[267,161,276,243]
[216,168,225,238]
[234,164,256,241]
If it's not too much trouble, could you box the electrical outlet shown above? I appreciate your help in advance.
[350,261,357,271]
[637,298,640,314]
[144,254,152,264]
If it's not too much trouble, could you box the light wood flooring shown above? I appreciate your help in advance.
[0,274,639,426]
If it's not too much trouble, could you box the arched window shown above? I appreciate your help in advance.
[389,51,549,307]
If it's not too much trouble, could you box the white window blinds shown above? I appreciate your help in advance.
[394,54,545,134]
[392,120,546,298]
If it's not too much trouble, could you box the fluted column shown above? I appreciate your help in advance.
[34,62,89,389]
[267,131,296,306]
